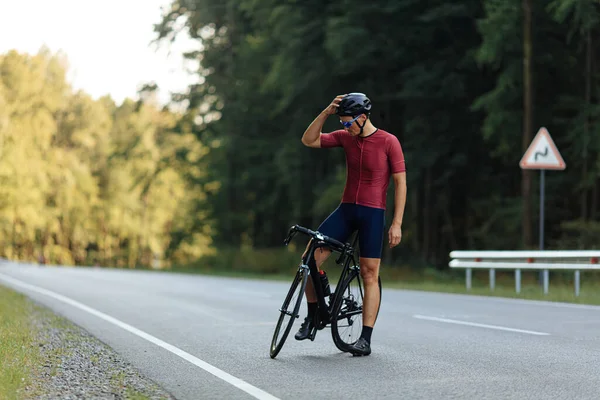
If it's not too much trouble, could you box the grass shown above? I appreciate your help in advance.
[383,278,600,305]
[0,286,42,400]
[158,247,600,306]
[0,285,164,400]
[111,371,151,400]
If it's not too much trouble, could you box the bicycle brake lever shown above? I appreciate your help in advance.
[284,233,294,246]
[334,244,350,264]
[283,227,297,246]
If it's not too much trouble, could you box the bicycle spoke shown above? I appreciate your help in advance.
[331,271,381,352]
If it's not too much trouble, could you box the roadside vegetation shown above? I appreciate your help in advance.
[163,247,600,306]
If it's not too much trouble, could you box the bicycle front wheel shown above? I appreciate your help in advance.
[269,266,308,359]
[330,269,381,352]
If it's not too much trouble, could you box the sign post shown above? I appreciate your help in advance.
[519,127,566,294]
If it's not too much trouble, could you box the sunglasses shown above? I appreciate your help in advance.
[340,115,361,128]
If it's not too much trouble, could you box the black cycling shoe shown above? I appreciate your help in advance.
[294,316,314,341]
[348,337,371,356]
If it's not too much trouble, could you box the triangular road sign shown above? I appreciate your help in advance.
[520,127,566,170]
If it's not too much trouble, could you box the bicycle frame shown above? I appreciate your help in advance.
[269,224,371,358]
[284,225,359,330]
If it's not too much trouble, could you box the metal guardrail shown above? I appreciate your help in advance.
[448,251,600,296]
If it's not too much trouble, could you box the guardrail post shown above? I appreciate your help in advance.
[448,251,600,297]
[466,268,472,291]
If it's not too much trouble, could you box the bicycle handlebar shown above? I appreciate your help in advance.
[284,224,349,253]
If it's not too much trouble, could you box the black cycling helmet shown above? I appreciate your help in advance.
[337,93,372,117]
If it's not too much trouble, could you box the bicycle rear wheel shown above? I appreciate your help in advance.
[330,268,381,352]
[269,266,308,359]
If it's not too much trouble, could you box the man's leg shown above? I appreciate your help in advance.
[346,259,380,355]
[358,256,381,340]
[294,244,332,341]
[301,244,332,304]
[295,204,353,341]
[347,205,385,356]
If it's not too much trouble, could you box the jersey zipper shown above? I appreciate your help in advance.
[356,139,363,204]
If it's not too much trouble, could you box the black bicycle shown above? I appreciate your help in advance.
[269,224,381,359]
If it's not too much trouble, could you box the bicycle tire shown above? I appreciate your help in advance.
[330,270,381,352]
[269,267,308,359]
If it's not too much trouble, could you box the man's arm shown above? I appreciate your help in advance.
[301,94,346,148]
[301,112,329,148]
[389,172,407,248]
[391,172,407,226]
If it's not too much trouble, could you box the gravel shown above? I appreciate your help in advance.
[20,302,176,400]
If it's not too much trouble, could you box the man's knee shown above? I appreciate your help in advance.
[360,258,380,284]
[314,246,332,265]
[302,240,332,264]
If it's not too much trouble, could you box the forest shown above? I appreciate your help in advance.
[1,0,599,269]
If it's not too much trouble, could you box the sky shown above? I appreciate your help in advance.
[0,0,198,106]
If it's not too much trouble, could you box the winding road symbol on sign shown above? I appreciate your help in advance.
[520,127,565,170]
[534,147,548,161]
[519,127,566,253]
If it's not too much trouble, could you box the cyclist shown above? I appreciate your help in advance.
[296,92,407,356]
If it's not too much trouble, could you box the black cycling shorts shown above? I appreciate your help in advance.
[317,202,386,259]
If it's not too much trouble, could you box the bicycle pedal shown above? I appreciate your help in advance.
[309,327,318,341]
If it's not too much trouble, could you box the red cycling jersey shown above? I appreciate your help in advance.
[320,128,406,210]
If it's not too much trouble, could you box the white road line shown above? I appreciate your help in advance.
[0,273,280,400]
[413,314,550,336]
[399,289,600,311]
[475,296,600,311]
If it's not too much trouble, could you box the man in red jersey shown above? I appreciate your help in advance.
[296,93,407,356]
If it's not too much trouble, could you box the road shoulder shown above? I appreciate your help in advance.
[1,285,175,400]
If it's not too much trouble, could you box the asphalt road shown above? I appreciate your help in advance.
[1,261,600,400]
